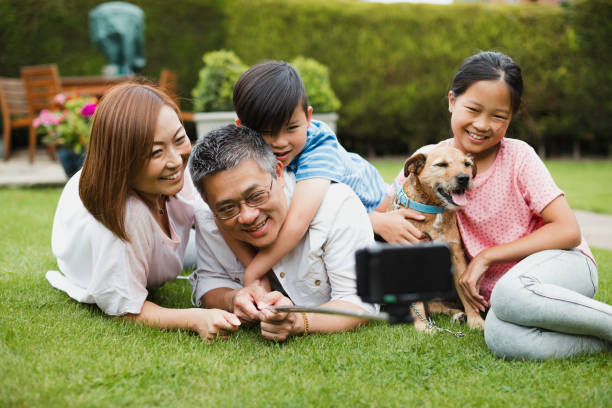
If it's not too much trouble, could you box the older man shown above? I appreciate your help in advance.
[189,125,376,341]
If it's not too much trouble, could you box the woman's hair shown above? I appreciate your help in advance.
[451,51,523,115]
[190,124,277,200]
[79,82,179,241]
[233,60,309,135]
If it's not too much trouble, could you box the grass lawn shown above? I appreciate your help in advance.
[1,160,611,407]
[371,158,612,215]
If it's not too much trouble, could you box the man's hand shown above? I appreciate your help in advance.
[258,291,299,342]
[231,285,267,326]
[369,208,426,244]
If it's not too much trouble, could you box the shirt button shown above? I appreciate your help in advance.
[234,278,240,283]
[280,272,286,278]
[315,280,321,286]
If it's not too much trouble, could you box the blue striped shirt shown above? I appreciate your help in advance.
[287,120,388,212]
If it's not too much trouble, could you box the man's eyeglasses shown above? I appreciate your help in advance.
[214,177,274,220]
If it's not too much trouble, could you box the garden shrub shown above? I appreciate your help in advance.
[192,50,247,112]
[0,0,610,156]
[291,56,341,113]
[224,0,577,155]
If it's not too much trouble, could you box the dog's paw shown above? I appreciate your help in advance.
[451,312,467,324]
[467,315,485,330]
[413,319,434,333]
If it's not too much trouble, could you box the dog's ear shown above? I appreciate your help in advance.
[466,154,477,178]
[404,153,427,177]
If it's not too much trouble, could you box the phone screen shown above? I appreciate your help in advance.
[356,244,455,303]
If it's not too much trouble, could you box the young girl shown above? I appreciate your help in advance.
[390,51,611,360]
[46,83,240,342]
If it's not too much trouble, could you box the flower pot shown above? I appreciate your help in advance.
[312,112,338,134]
[57,146,86,178]
[193,112,238,140]
[193,111,339,139]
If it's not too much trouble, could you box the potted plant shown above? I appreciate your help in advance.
[191,50,247,138]
[33,93,97,178]
[191,51,341,138]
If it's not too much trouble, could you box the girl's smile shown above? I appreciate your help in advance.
[448,79,512,172]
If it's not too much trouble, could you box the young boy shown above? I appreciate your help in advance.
[229,60,424,288]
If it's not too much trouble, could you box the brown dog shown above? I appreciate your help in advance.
[391,146,485,331]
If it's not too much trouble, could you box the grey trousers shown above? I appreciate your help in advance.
[484,249,612,360]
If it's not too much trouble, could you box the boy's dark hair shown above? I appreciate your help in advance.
[233,60,309,135]
[189,124,277,200]
[451,51,523,115]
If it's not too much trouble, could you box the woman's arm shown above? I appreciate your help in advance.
[123,300,241,342]
[458,195,581,311]
[242,178,331,286]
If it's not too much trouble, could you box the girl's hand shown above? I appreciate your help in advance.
[369,208,426,243]
[191,308,241,343]
[458,252,491,312]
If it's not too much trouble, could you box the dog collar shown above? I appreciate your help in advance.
[394,181,445,214]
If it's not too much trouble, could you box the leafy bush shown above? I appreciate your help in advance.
[191,50,247,112]
[291,56,341,113]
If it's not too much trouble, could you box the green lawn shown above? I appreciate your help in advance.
[372,158,612,215]
[1,161,611,407]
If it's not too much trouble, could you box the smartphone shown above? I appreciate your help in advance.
[356,243,455,304]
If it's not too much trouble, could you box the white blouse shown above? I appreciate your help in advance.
[46,170,195,316]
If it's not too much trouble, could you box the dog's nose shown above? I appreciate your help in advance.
[456,173,470,188]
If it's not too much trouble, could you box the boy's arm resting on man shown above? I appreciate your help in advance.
[257,183,378,341]
[242,177,331,286]
[459,195,581,312]
[216,219,257,268]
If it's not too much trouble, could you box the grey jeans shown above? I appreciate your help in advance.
[484,249,612,360]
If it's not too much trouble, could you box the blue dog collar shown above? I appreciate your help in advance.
[394,181,445,214]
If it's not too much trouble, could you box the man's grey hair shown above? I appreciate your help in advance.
[189,124,277,199]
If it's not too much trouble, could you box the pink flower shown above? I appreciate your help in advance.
[81,103,97,117]
[34,109,63,127]
[54,93,67,105]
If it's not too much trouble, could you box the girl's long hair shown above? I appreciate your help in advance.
[79,83,179,241]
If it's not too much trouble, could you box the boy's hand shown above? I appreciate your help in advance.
[244,274,272,292]
[369,209,426,244]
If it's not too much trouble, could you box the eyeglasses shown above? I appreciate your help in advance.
[214,177,274,220]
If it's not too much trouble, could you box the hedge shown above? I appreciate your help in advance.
[0,0,610,157]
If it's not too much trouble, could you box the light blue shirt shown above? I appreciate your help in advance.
[287,120,388,212]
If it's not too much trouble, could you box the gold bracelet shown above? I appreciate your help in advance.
[301,311,309,336]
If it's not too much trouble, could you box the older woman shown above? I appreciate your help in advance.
[46,83,240,341]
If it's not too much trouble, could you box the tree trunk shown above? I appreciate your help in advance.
[573,140,581,160]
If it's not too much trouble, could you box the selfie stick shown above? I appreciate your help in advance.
[274,305,414,324]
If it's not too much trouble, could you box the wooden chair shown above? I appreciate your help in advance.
[0,77,31,161]
[159,68,193,122]
[21,64,62,163]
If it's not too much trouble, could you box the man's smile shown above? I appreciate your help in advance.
[242,215,269,236]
